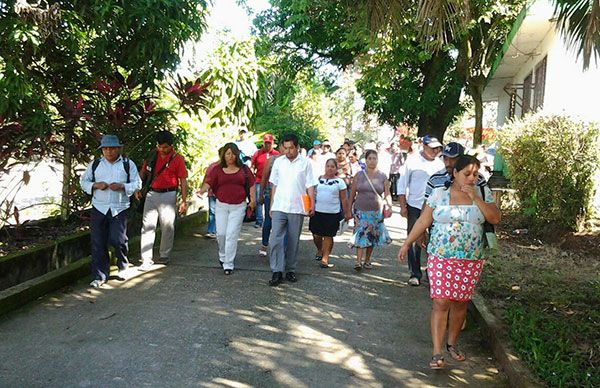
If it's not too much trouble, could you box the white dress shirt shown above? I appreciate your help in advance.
[270,154,318,214]
[397,152,444,209]
[80,155,142,216]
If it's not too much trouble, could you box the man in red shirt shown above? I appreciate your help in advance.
[137,131,188,270]
[251,134,279,233]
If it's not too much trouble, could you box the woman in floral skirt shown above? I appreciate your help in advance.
[398,155,500,370]
[348,149,392,270]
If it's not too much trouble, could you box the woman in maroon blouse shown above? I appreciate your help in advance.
[199,143,256,275]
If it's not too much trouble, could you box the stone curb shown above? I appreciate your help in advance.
[0,211,207,318]
[469,292,543,388]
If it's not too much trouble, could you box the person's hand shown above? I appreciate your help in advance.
[417,231,429,249]
[109,182,124,191]
[195,189,206,198]
[398,244,409,263]
[400,205,408,218]
[460,184,476,200]
[344,211,352,221]
[93,182,109,190]
[178,201,188,215]
[308,206,315,217]
[134,190,142,201]
[249,200,256,211]
[258,192,264,205]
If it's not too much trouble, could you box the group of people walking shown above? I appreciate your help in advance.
[80,130,500,371]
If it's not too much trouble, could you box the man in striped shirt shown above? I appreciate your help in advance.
[424,142,488,200]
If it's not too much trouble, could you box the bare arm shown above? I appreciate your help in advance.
[178,177,188,214]
[339,189,352,220]
[307,185,316,216]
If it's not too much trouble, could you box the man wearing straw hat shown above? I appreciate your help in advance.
[80,134,142,288]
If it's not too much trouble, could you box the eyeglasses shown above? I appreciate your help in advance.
[319,179,338,185]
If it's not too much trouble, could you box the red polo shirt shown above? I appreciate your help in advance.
[251,148,279,183]
[142,150,187,190]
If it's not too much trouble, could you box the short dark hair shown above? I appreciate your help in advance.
[156,131,174,145]
[281,133,299,147]
[219,142,243,168]
[365,149,378,159]
[445,155,481,188]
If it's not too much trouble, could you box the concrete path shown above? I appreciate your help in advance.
[0,208,507,387]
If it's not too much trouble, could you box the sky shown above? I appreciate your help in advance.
[179,0,271,74]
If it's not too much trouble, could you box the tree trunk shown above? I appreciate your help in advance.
[60,129,73,222]
[469,78,485,147]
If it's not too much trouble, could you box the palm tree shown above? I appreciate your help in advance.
[553,0,600,69]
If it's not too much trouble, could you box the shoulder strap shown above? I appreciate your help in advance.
[91,158,101,181]
[363,170,384,201]
[147,152,176,186]
[122,157,130,183]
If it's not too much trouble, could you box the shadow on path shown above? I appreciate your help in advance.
[0,207,507,387]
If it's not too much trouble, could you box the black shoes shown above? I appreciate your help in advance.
[285,272,297,283]
[269,272,283,286]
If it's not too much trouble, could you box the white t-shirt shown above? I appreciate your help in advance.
[397,152,444,209]
[270,154,318,214]
[315,177,347,214]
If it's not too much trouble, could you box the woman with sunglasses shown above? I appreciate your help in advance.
[309,159,352,268]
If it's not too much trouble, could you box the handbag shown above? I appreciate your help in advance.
[480,185,499,256]
[363,170,392,219]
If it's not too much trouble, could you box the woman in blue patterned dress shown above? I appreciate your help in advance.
[398,155,500,370]
[349,149,392,270]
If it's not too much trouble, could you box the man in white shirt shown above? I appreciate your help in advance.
[397,135,443,286]
[234,128,258,167]
[268,133,318,286]
[80,135,142,288]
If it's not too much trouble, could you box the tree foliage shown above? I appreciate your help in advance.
[0,0,208,221]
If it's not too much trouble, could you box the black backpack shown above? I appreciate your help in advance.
[91,157,131,183]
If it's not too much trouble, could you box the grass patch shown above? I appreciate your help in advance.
[478,231,600,387]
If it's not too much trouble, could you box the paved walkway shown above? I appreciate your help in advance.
[0,207,507,387]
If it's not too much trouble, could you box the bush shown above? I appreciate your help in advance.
[498,114,600,232]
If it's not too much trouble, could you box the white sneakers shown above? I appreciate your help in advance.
[408,277,420,286]
[138,262,153,272]
[89,279,105,288]
[258,246,268,257]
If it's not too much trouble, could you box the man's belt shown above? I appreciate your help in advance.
[150,188,178,193]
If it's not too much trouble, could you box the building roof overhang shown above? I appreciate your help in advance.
[483,2,555,102]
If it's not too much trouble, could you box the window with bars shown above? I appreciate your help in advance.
[533,56,547,110]
[522,72,533,117]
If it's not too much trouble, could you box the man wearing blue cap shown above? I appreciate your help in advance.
[307,139,322,158]
[397,135,444,286]
[80,135,142,288]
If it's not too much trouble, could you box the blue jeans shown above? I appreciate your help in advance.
[90,207,129,281]
[407,205,422,280]
[254,183,263,225]
[261,192,271,247]
[207,196,216,234]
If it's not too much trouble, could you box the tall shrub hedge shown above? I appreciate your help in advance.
[498,114,599,232]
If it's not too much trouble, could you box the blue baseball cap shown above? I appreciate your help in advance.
[313,140,321,146]
[423,135,442,148]
[441,142,465,158]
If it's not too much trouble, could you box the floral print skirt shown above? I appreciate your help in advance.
[427,254,484,302]
[350,210,391,248]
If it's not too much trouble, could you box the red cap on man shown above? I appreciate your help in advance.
[263,134,274,143]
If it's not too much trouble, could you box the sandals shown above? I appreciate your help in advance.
[314,255,323,261]
[446,343,466,361]
[319,261,334,268]
[430,354,445,369]
[362,262,372,269]
[354,263,362,271]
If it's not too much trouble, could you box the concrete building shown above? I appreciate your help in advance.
[483,0,600,127]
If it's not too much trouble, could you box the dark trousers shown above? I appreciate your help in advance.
[389,173,400,199]
[91,207,129,281]
[406,205,422,279]
[261,192,271,247]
